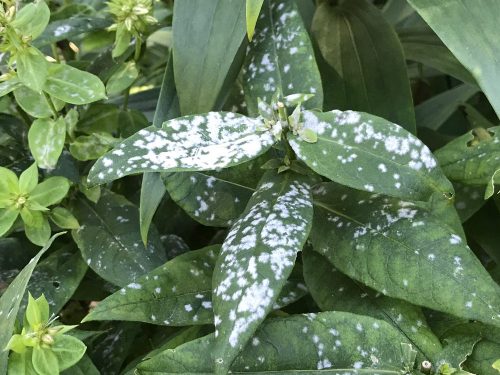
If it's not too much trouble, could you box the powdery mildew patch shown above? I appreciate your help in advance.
[290,109,453,201]
[88,112,275,185]
[213,171,313,370]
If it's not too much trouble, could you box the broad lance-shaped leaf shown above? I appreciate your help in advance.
[243,0,323,116]
[72,190,166,287]
[88,112,274,185]
[435,126,500,191]
[83,246,306,326]
[0,233,63,374]
[212,171,313,373]
[289,109,453,201]
[28,117,66,170]
[303,250,442,361]
[137,311,410,373]
[312,0,416,133]
[310,183,500,328]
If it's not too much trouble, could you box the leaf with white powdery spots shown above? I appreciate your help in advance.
[289,109,453,201]
[88,112,274,185]
[28,117,66,169]
[212,170,314,373]
[310,183,500,329]
[243,0,323,116]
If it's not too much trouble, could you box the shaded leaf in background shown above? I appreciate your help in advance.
[312,0,415,133]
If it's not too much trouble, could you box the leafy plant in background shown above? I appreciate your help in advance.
[1,0,500,374]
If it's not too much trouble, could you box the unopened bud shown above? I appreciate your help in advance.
[41,334,54,345]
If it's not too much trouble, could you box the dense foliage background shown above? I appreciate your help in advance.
[1,0,500,374]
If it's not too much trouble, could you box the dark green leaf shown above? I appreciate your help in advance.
[106,61,139,96]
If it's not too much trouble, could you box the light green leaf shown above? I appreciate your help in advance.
[12,0,50,40]
[311,183,500,329]
[246,0,264,41]
[138,311,409,374]
[312,0,415,132]
[13,86,64,119]
[173,0,245,114]
[435,127,500,189]
[106,61,139,96]
[60,354,99,375]
[88,112,275,186]
[19,163,39,194]
[49,207,80,229]
[69,132,118,161]
[112,24,132,59]
[0,233,62,374]
[289,109,453,201]
[43,63,106,105]
[303,250,442,361]
[28,117,66,170]
[29,176,70,207]
[16,48,49,93]
[213,171,313,373]
[26,292,43,328]
[243,0,323,116]
[52,335,87,371]
[407,0,500,117]
[0,208,19,237]
[416,84,479,131]
[0,77,23,97]
[24,213,51,246]
[71,190,166,287]
[435,331,481,372]
[0,166,19,193]
[32,347,59,375]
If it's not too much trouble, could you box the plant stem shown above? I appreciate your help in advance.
[51,43,60,63]
[134,36,142,61]
[43,92,59,118]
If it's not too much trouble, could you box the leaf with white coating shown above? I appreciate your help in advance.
[311,182,500,329]
[212,170,314,373]
[289,109,453,201]
[88,112,275,185]
[28,117,66,170]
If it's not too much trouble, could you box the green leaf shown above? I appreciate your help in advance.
[0,77,23,97]
[246,0,264,41]
[112,24,132,59]
[83,245,219,326]
[106,61,139,96]
[11,0,50,40]
[26,292,43,328]
[311,182,500,329]
[0,208,19,237]
[435,331,481,372]
[23,213,51,246]
[173,0,246,114]
[138,311,409,373]
[398,28,476,84]
[407,0,500,117]
[13,86,64,119]
[466,340,500,375]
[435,127,500,188]
[32,347,59,375]
[69,132,117,161]
[88,112,275,186]
[312,0,415,133]
[52,335,87,371]
[382,0,415,25]
[0,166,19,193]
[43,63,106,105]
[0,233,62,374]
[29,176,70,207]
[16,48,49,93]
[28,117,66,170]
[289,109,453,201]
[302,250,442,361]
[71,190,166,287]
[213,171,313,373]
[243,0,323,116]
[60,354,99,375]
[19,163,39,194]
[454,182,486,223]
[416,84,479,131]
[49,207,80,229]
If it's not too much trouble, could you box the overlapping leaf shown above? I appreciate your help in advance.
[289,109,453,201]
[310,183,500,328]
[243,0,323,115]
[138,311,409,374]
[212,171,313,373]
[88,112,274,185]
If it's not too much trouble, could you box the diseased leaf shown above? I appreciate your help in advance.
[88,112,275,185]
[173,0,246,114]
[289,109,453,201]
[454,182,487,223]
[302,250,442,361]
[310,183,500,329]
[72,190,165,287]
[11,0,50,40]
[28,117,66,170]
[0,233,62,374]
[138,311,409,374]
[312,0,416,133]
[407,0,500,117]
[13,86,65,119]
[213,171,313,373]
[243,0,322,116]
[466,340,500,375]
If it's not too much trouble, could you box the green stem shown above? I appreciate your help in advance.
[50,43,60,63]
[134,36,142,61]
[43,92,59,118]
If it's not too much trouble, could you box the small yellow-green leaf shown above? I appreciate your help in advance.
[33,347,59,375]
[0,208,19,237]
[50,207,80,229]
[12,0,50,40]
[246,0,265,41]
[29,177,70,207]
[19,163,39,194]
